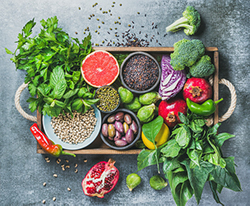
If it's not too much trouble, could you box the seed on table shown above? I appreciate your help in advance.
[75,169,78,173]
[42,200,46,204]
[53,174,58,178]
[43,182,46,187]
[67,187,71,191]
[84,159,87,163]
[53,197,56,201]
[75,164,78,168]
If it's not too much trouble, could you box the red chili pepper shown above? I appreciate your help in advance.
[30,123,76,157]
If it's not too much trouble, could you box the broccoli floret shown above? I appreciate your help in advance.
[166,6,201,36]
[189,55,215,77]
[170,39,205,70]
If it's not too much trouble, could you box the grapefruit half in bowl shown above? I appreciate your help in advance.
[81,50,119,88]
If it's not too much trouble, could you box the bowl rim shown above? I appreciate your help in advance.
[42,105,102,150]
[100,108,141,150]
[94,85,121,114]
[119,51,161,94]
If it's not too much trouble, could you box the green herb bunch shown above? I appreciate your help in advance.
[137,111,241,206]
[6,16,99,117]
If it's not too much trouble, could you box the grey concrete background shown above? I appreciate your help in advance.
[0,0,249,205]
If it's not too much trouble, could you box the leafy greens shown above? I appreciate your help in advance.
[137,110,241,206]
[6,16,98,117]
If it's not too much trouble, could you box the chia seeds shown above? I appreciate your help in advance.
[123,54,159,91]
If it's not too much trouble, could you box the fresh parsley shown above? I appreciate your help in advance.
[6,16,99,117]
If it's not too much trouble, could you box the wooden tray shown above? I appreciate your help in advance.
[37,47,219,155]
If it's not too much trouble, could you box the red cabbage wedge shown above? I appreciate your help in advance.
[159,55,186,100]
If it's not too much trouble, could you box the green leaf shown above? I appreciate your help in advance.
[83,98,99,106]
[55,100,66,108]
[43,97,54,104]
[167,171,193,206]
[28,83,36,96]
[161,139,182,158]
[52,79,67,99]
[209,181,225,206]
[214,133,235,147]
[210,157,242,192]
[187,149,200,167]
[137,149,159,171]
[72,71,81,83]
[163,158,181,174]
[174,125,191,148]
[72,98,83,111]
[5,48,13,54]
[179,180,194,206]
[50,66,65,88]
[178,112,189,125]
[63,88,79,99]
[142,116,164,144]
[22,18,36,37]
[27,97,38,112]
[182,160,215,204]
[172,172,189,189]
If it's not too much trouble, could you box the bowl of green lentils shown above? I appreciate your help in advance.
[94,85,121,113]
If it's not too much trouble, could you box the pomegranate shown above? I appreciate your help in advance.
[158,97,187,128]
[81,159,119,198]
[183,77,212,103]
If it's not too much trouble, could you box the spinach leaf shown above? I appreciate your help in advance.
[161,139,182,158]
[142,116,163,144]
[210,157,242,192]
[174,125,191,148]
[214,133,235,147]
[209,181,225,206]
[182,160,215,204]
[137,149,160,171]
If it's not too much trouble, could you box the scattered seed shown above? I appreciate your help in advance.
[128,24,131,27]
[84,159,87,163]
[42,200,46,204]
[75,164,78,168]
[53,174,58,178]
[75,32,78,34]
[120,4,122,6]
[43,182,46,187]
[67,187,71,191]
[66,165,70,169]
[78,7,81,10]
[75,169,78,173]
[102,21,105,24]
[137,12,140,14]
[53,197,56,201]
[111,5,114,7]
[100,8,102,10]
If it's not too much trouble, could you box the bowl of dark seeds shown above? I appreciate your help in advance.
[42,105,102,150]
[120,52,161,94]
[100,108,141,150]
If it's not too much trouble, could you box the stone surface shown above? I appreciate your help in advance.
[0,0,249,205]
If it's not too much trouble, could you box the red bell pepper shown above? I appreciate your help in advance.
[30,123,76,157]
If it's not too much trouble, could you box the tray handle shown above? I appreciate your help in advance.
[15,82,37,122]
[206,78,237,126]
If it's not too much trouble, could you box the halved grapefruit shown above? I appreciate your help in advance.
[81,50,119,88]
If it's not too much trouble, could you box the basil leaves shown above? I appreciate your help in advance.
[6,16,98,117]
[137,111,241,206]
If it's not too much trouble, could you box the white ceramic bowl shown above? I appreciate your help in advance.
[42,105,101,150]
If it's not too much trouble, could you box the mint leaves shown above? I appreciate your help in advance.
[7,16,98,117]
[137,111,241,206]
